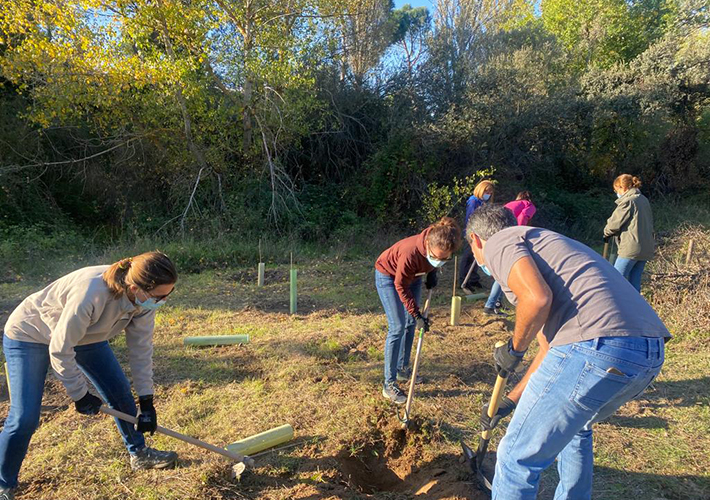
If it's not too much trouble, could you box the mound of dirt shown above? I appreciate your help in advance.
[336,413,486,499]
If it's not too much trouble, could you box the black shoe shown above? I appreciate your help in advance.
[130,447,178,470]
[483,307,507,317]
[382,382,407,404]
[397,367,424,384]
[0,487,14,500]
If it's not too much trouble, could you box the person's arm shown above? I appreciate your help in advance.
[508,256,552,353]
[604,202,632,238]
[49,290,98,400]
[520,204,536,226]
[124,309,156,397]
[394,261,420,318]
[507,331,549,403]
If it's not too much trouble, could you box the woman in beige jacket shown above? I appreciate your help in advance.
[1,252,178,499]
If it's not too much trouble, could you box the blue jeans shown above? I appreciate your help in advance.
[614,257,646,292]
[492,336,664,500]
[0,335,146,489]
[375,270,422,386]
[485,281,503,309]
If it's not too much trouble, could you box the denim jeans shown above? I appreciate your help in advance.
[375,270,422,386]
[0,335,146,489]
[614,257,646,292]
[485,281,503,309]
[492,336,664,500]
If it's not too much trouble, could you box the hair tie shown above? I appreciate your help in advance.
[118,257,133,270]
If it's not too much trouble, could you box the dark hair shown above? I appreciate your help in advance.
[516,190,532,202]
[466,204,517,241]
[103,251,178,298]
[427,217,462,253]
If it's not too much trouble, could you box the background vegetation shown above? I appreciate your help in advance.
[1,0,708,267]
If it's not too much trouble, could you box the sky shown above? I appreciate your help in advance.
[394,0,435,10]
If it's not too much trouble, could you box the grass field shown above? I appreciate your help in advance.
[1,249,709,499]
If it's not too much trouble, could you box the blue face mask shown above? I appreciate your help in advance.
[135,296,166,310]
[135,291,167,310]
[427,252,448,268]
[482,193,491,201]
[616,192,622,198]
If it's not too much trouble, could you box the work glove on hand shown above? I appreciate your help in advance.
[425,270,438,290]
[415,313,430,333]
[136,395,158,435]
[604,235,611,244]
[75,392,102,415]
[480,396,516,431]
[493,338,526,375]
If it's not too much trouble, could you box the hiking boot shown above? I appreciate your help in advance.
[397,367,424,384]
[382,382,407,405]
[130,447,178,470]
[483,307,507,317]
[0,487,14,500]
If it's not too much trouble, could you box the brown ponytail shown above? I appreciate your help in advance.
[427,217,462,253]
[103,251,177,298]
[613,174,642,191]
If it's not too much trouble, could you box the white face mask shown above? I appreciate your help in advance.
[427,252,447,268]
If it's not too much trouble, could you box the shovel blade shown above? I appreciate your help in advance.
[461,440,494,496]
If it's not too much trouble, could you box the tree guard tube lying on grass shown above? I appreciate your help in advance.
[463,293,487,301]
[183,335,250,346]
[226,424,294,456]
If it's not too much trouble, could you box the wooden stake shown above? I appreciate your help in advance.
[453,256,458,296]
[686,239,695,266]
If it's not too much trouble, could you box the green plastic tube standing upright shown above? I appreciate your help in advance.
[258,262,265,287]
[290,269,297,314]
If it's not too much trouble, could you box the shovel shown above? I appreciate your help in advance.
[100,406,255,477]
[399,288,433,429]
[461,340,509,495]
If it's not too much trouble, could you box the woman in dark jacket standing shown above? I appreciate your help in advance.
[604,174,655,292]
[375,217,462,404]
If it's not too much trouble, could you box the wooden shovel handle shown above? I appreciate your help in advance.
[481,340,509,441]
[100,406,252,464]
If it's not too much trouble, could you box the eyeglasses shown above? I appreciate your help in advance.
[140,286,175,302]
[428,250,452,262]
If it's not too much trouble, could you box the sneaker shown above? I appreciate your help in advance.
[130,447,178,470]
[0,487,14,500]
[396,367,424,384]
[483,307,507,317]
[382,382,407,405]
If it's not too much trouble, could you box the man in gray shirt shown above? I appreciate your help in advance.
[466,205,670,500]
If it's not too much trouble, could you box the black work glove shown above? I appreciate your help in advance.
[136,395,157,435]
[603,236,611,244]
[415,313,430,333]
[481,396,516,431]
[75,392,102,415]
[425,270,438,290]
[493,338,526,375]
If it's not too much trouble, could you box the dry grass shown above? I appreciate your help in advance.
[0,242,708,500]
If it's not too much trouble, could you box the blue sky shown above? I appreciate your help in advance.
[394,0,434,10]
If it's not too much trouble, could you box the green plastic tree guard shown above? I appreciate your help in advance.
[226,424,294,457]
[290,269,297,315]
[257,262,265,287]
[183,335,250,346]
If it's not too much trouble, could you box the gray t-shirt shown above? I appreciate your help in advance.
[484,227,670,347]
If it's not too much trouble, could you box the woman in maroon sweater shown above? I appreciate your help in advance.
[375,217,462,403]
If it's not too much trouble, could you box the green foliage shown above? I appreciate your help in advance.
[419,168,496,225]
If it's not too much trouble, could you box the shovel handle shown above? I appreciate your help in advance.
[99,406,252,464]
[401,288,434,427]
[481,341,509,441]
[603,241,610,260]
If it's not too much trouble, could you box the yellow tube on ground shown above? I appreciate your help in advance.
[226,424,294,456]
[450,296,462,326]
